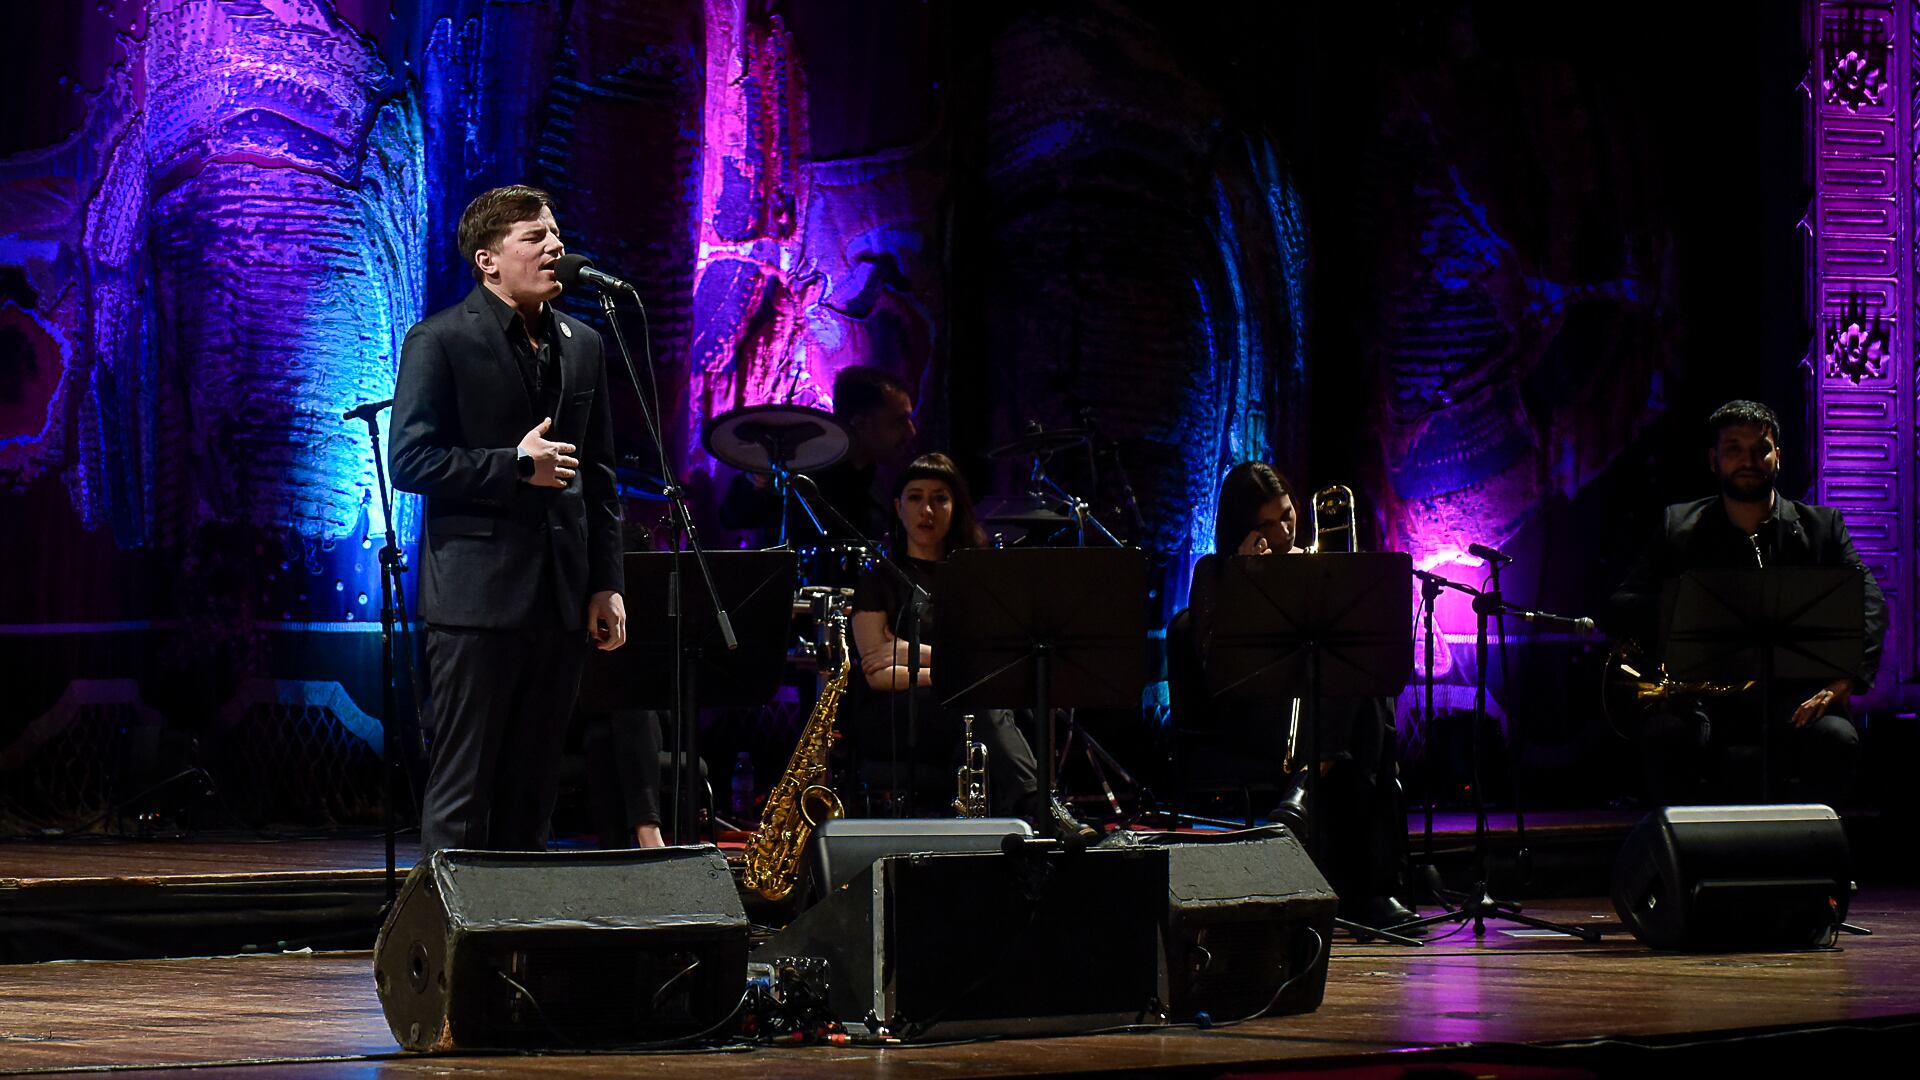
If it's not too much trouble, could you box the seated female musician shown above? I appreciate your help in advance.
[1171,462,1414,926]
[848,453,1098,844]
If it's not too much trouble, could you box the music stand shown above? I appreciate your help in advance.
[1190,552,1422,947]
[1662,567,1865,802]
[933,549,1148,804]
[579,550,796,843]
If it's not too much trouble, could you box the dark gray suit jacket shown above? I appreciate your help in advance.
[390,286,623,630]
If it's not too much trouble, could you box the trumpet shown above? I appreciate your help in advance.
[952,713,990,817]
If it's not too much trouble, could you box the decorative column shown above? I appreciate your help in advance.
[1808,0,1913,703]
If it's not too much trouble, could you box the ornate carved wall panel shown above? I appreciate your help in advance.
[1809,0,1913,700]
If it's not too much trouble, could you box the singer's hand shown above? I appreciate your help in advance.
[1237,530,1273,556]
[587,590,626,651]
[518,417,578,488]
[1790,678,1851,728]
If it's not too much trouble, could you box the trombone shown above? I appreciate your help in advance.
[1286,484,1358,774]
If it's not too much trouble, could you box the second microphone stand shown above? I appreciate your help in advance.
[597,287,737,844]
[1389,575,1598,943]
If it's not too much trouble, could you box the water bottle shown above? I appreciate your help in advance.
[731,752,755,818]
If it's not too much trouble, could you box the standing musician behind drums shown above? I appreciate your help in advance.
[1608,399,1884,809]
[1167,462,1414,928]
[720,366,919,549]
[848,453,1100,844]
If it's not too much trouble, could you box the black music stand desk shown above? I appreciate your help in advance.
[1662,566,1865,802]
[933,548,1149,797]
[1190,552,1420,946]
[580,550,796,843]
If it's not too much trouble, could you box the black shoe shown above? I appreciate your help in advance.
[1347,894,1422,932]
[1046,795,1100,848]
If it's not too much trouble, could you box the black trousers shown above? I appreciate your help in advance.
[579,708,667,845]
[421,624,588,853]
[1640,692,1860,808]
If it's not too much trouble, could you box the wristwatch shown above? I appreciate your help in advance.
[516,447,535,480]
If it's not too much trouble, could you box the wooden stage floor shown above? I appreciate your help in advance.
[4,889,1918,1077]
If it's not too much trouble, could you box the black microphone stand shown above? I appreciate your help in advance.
[788,474,932,816]
[1408,570,1457,911]
[1481,551,1534,890]
[1387,575,1598,942]
[595,285,737,845]
[343,400,423,904]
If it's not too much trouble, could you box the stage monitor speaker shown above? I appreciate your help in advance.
[374,846,748,1051]
[1143,825,1338,1020]
[809,816,1032,896]
[1611,804,1852,951]
[758,845,1165,1041]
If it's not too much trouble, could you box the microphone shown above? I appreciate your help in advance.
[553,253,634,293]
[342,399,393,423]
[1508,608,1598,637]
[1467,542,1514,567]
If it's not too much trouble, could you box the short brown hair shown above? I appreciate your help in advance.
[891,453,987,556]
[456,185,552,282]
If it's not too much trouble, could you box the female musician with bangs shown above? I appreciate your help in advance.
[1173,462,1414,927]
[849,453,1098,843]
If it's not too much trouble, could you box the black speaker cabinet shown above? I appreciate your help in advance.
[757,846,1166,1041]
[374,846,748,1051]
[1147,826,1338,1020]
[1611,804,1853,951]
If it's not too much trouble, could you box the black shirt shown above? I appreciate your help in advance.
[853,556,939,641]
[478,286,562,422]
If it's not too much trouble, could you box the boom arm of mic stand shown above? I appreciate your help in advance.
[597,290,737,650]
[772,464,830,540]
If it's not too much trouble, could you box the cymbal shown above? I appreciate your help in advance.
[703,403,851,475]
[987,427,1091,459]
[976,493,1078,528]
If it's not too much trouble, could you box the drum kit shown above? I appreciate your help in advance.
[699,403,1133,682]
[702,403,1128,577]
[701,401,1149,825]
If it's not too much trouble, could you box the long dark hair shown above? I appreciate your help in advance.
[1213,461,1296,556]
[891,452,987,558]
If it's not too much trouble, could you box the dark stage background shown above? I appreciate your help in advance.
[5,0,1885,832]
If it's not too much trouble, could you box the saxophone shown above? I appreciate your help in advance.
[741,603,850,901]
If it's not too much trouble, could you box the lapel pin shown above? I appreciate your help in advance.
[560,322,573,339]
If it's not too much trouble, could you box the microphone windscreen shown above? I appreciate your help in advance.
[552,253,593,288]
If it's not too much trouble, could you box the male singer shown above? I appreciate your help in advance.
[391,185,626,853]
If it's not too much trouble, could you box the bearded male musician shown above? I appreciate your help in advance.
[1609,399,1885,808]
[391,185,627,854]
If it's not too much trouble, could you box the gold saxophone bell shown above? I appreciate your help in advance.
[799,783,844,829]
[1603,640,1756,740]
